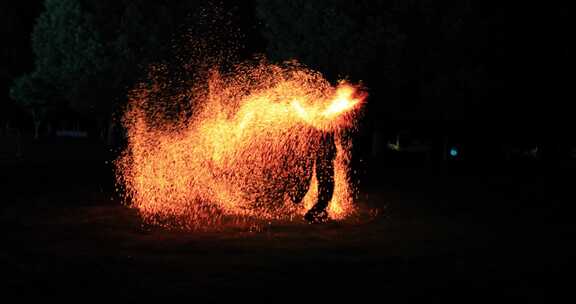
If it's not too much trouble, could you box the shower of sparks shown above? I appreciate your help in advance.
[115,60,366,230]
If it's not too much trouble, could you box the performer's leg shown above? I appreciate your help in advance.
[288,161,313,204]
[305,133,336,223]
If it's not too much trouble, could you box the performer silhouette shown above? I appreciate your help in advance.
[289,131,336,223]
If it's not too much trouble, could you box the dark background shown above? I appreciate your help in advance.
[1,0,574,300]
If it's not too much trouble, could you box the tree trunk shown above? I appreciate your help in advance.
[33,120,41,140]
[99,119,106,142]
[46,122,53,137]
[31,108,42,140]
[106,118,115,146]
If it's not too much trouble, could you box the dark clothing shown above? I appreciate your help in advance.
[289,132,336,221]
[311,132,336,212]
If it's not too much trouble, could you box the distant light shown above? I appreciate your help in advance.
[449,147,459,157]
[387,142,400,151]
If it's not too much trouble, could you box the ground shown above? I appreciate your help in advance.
[1,159,575,300]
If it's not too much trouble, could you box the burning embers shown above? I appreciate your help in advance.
[115,60,366,230]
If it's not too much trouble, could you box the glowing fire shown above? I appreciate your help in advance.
[115,60,366,230]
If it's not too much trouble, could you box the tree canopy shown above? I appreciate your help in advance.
[10,0,201,134]
[255,0,408,84]
[255,0,478,121]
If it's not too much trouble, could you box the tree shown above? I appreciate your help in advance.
[0,1,43,128]
[255,0,407,84]
[10,0,109,139]
[10,0,194,142]
[10,73,58,139]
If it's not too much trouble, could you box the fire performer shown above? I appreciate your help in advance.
[289,131,336,224]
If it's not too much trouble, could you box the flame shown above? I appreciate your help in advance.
[115,60,366,230]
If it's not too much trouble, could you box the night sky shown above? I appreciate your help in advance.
[2,6,571,108]
[1,2,572,155]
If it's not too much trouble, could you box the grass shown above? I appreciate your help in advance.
[1,160,575,299]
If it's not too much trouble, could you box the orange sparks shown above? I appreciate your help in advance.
[115,60,366,230]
